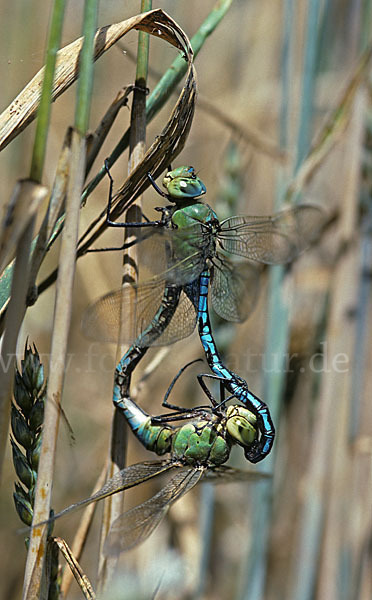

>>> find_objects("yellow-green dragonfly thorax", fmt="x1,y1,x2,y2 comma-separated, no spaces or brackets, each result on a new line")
171,202,218,229
171,406,257,466
171,419,230,466
127,396,258,467
162,166,207,203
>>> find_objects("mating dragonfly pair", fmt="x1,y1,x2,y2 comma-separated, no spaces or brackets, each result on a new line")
83,163,324,463
40,165,325,552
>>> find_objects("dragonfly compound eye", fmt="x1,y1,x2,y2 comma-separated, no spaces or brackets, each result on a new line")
226,406,258,447
162,166,206,201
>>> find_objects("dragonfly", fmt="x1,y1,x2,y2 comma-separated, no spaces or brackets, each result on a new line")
83,165,326,462
33,362,267,555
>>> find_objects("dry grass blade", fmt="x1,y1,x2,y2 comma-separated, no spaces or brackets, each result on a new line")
97,8,151,589
0,138,70,326
289,90,365,600
316,90,368,600
77,37,195,254
284,43,372,203
121,44,287,162
197,96,288,162
85,86,135,176
28,128,72,295
60,467,107,598
0,181,47,277
23,130,86,599
0,9,191,151
52,537,96,599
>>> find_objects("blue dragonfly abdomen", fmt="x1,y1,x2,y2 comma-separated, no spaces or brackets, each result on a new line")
196,269,275,463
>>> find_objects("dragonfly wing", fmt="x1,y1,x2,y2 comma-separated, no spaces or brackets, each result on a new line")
81,226,206,345
81,280,167,343
204,465,271,483
218,204,326,264
104,467,204,555
82,282,197,346
138,224,207,285
211,258,262,322
154,288,197,346
33,461,176,529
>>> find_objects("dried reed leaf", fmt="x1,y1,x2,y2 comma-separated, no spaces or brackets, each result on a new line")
60,467,107,598
85,86,135,176
0,9,192,151
121,44,286,162
196,96,288,162
0,180,47,275
28,128,72,294
52,537,96,599
288,89,365,599
77,15,196,254
24,130,87,600
96,20,152,587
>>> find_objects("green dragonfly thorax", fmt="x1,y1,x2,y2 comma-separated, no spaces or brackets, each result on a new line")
171,419,230,466
134,404,258,468
171,202,218,229
170,202,219,269
171,406,257,466
163,166,206,202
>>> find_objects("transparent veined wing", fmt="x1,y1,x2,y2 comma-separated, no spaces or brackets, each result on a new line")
210,257,262,322
104,466,204,556
217,204,325,264
81,280,197,346
154,287,198,346
203,465,271,483
81,223,209,345
31,461,176,529
131,223,209,285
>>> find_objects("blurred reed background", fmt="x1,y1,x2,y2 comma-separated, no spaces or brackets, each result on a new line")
0,1,371,599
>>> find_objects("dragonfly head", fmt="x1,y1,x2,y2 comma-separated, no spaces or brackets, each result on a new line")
163,166,206,203
225,405,258,448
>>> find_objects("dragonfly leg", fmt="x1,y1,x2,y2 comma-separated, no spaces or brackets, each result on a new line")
196,373,240,409
104,160,164,229
162,359,203,411
161,403,190,413
196,373,220,406
85,236,146,253
151,408,208,424
147,171,170,200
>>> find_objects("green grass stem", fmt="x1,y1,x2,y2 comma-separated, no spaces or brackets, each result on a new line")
295,0,321,170
74,0,98,135
0,0,66,478
97,2,151,592
239,2,295,598
22,1,98,596
30,0,66,182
